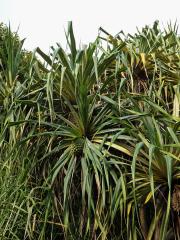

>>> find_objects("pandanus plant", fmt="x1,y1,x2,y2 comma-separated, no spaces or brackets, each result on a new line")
99,21,180,98
109,94,180,240
97,83,180,239
31,22,130,239
128,111,180,240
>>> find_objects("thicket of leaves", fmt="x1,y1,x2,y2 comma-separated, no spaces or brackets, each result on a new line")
0,21,180,240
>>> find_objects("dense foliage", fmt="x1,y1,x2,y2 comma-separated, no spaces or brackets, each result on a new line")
0,21,180,240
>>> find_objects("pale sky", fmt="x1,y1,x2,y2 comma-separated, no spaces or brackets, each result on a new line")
1,0,180,51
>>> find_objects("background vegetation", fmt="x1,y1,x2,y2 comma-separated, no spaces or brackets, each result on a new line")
0,21,179,240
